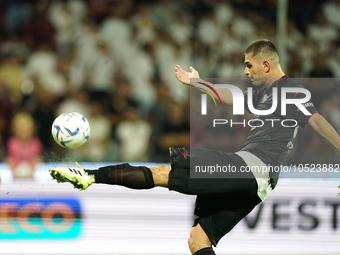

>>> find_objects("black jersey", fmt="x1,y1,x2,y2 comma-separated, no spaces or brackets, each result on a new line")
240,77,317,188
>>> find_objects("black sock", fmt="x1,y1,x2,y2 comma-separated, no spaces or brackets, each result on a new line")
85,163,154,189
193,247,215,255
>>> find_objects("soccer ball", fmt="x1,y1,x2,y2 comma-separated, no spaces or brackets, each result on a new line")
51,112,90,149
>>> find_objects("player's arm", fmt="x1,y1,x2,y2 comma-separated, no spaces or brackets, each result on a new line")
175,65,233,105
308,113,340,151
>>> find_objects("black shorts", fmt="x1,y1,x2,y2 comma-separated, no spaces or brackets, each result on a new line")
168,147,261,246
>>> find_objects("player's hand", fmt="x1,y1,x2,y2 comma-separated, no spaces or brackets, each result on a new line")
175,65,199,86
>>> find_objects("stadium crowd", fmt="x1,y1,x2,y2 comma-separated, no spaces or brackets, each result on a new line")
0,0,340,178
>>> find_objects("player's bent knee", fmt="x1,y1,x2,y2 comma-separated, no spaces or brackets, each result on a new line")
150,165,171,187
188,224,212,254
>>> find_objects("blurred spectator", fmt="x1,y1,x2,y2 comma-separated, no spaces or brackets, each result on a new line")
298,37,317,75
294,0,324,32
107,77,138,129
100,1,132,59
217,53,245,78
193,44,218,78
230,9,256,41
152,0,176,33
286,21,304,53
1,33,30,62
0,83,15,156
197,10,220,47
249,18,276,45
25,43,55,79
49,0,87,56
24,0,55,50
131,4,157,45
309,54,334,77
327,40,340,77
57,46,86,91
75,18,104,74
87,40,117,93
56,88,89,117
29,80,56,157
218,24,244,59
123,41,156,111
156,38,190,103
322,94,340,157
148,83,172,160
5,0,33,33
308,12,338,53
0,53,25,104
320,93,340,125
169,12,192,46
308,55,336,109
86,0,110,24
116,105,152,162
25,43,66,96
81,98,111,161
214,0,233,26
323,0,340,27
287,53,304,77
154,102,189,162
261,0,277,22
5,112,42,179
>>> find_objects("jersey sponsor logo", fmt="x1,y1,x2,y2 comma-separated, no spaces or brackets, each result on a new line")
297,102,315,111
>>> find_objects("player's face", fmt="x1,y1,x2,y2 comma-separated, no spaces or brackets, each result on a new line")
244,53,267,86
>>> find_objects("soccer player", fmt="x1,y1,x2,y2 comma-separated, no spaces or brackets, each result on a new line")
50,40,340,255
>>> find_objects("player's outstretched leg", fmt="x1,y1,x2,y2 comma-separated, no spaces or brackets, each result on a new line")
49,162,171,190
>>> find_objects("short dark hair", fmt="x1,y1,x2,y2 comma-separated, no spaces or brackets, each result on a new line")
245,40,279,58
